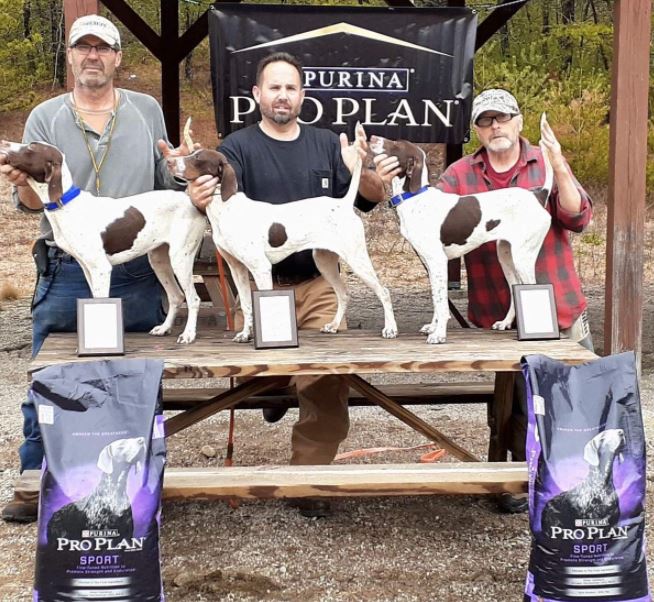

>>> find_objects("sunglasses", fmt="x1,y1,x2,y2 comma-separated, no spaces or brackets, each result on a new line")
71,43,116,56
475,113,518,128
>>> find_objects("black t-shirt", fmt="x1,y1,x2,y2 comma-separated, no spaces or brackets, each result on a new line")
219,124,375,279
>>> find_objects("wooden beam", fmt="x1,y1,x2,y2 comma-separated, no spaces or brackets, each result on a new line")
344,374,480,462
164,376,289,437
476,0,530,50
487,372,515,462
16,463,528,499
101,0,162,58
64,0,100,90
160,0,181,145
604,0,651,363
176,10,209,61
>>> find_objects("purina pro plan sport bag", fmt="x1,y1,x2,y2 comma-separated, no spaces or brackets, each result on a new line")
522,352,650,602
30,358,166,602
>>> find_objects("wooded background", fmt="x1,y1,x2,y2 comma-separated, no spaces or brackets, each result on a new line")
0,0,652,191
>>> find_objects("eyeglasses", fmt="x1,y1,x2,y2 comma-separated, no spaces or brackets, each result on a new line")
475,113,518,128
71,43,116,55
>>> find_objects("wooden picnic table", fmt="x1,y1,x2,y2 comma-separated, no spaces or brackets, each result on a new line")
21,329,597,500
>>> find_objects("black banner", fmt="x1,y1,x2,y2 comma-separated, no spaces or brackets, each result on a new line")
209,4,477,143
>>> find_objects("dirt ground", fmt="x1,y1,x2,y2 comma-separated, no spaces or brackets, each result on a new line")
1,89,653,599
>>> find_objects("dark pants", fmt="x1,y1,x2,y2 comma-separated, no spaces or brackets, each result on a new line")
20,250,165,471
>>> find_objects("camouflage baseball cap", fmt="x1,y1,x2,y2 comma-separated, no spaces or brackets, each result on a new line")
69,15,121,49
471,89,520,125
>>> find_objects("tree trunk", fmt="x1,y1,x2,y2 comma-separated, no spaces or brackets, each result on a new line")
560,0,576,74
23,0,32,38
184,4,194,82
588,0,609,70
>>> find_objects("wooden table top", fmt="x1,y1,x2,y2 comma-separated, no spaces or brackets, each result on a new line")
30,329,598,379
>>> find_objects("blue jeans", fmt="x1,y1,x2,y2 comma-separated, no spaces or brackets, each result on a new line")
20,251,165,471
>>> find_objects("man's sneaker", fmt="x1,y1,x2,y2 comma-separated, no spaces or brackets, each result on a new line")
287,498,332,518
2,491,39,523
262,406,288,424
497,492,528,514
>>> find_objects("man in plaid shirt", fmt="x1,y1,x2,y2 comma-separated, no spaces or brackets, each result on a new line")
376,89,593,512
437,89,593,342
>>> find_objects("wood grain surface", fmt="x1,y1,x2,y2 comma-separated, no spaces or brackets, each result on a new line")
30,329,597,379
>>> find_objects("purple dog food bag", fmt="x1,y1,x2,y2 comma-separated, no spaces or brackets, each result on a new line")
30,358,166,601
522,352,650,602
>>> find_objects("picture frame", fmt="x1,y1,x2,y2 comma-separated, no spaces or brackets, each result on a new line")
77,298,125,356
252,290,299,349
513,284,560,341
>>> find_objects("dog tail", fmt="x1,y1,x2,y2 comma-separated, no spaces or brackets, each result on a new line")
345,151,363,206
535,112,555,207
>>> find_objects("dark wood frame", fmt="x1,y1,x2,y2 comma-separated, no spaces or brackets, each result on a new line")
513,284,559,341
77,298,125,356
252,290,299,350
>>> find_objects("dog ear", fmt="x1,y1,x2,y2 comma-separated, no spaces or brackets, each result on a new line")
406,153,424,194
583,436,600,467
219,160,238,202
97,444,115,474
44,160,63,204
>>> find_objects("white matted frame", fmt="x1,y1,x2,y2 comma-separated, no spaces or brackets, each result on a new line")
77,298,125,356
513,284,560,341
252,290,299,349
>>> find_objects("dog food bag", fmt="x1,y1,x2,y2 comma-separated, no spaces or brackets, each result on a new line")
522,352,650,602
30,358,166,602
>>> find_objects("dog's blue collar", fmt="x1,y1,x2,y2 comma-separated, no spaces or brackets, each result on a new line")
45,186,81,211
389,185,429,208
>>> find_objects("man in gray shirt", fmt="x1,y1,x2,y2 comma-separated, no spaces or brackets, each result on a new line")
0,14,190,522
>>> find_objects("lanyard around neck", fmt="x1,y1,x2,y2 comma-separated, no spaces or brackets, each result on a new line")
71,91,119,196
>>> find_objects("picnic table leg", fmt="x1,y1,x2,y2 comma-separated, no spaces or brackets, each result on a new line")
343,374,480,462
164,376,288,437
487,372,516,462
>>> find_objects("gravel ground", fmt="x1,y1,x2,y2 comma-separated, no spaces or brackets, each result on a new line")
0,284,652,601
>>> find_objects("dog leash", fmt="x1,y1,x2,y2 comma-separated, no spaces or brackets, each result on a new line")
335,442,446,463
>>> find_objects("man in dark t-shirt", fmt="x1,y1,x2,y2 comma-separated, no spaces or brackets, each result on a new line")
189,52,385,517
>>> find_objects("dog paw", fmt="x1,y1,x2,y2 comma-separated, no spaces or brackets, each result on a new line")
149,325,170,336
177,331,196,344
492,320,511,331
419,323,435,334
233,331,252,343
321,323,339,334
426,332,447,344
382,327,398,339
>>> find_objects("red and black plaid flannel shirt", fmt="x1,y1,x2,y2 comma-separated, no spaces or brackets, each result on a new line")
437,138,592,329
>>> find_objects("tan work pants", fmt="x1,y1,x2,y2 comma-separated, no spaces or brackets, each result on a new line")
234,275,350,465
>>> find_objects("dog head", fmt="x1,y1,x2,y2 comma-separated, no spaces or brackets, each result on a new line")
0,140,66,204
170,149,238,202
583,429,625,468
97,436,147,475
368,136,425,195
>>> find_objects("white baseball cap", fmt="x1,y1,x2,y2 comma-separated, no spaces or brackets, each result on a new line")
471,89,520,125
69,15,121,49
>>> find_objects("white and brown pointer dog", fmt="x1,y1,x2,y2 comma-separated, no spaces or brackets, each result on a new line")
368,115,554,343
171,138,398,343
0,140,207,344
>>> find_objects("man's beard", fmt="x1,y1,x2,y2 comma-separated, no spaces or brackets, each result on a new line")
76,64,111,89
488,136,515,152
261,103,299,125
